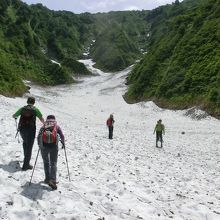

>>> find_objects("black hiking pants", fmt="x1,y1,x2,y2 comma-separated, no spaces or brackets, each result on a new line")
20,127,36,168
156,131,163,147
108,126,113,139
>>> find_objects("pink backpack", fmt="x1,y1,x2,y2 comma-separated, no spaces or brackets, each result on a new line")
42,119,58,144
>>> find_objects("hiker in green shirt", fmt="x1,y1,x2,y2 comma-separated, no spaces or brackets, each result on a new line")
153,119,165,148
13,97,44,171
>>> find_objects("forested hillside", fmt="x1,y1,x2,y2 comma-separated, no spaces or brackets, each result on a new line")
0,1,86,96
90,11,149,71
125,0,220,118
0,0,149,96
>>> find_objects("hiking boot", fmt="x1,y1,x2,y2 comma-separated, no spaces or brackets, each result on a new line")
48,180,57,190
44,179,50,184
22,165,33,171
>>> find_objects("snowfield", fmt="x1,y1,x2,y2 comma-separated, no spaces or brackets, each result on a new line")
0,60,220,220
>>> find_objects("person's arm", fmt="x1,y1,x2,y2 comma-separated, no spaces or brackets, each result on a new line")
153,125,157,134
12,108,23,119
37,127,44,147
162,124,165,134
57,126,65,144
40,117,45,124
34,107,45,124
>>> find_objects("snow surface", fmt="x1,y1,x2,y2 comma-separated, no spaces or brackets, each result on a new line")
0,59,220,220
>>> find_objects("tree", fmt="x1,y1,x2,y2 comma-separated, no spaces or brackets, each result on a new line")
175,0,180,5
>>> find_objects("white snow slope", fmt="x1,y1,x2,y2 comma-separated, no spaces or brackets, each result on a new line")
0,60,220,220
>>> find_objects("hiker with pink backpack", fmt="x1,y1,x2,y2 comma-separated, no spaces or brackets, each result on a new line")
37,115,65,190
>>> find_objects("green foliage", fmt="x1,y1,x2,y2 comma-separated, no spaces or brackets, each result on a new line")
61,58,91,75
43,63,74,85
0,0,9,16
126,0,220,117
0,1,150,96
0,50,27,96
1,0,219,118
208,88,220,104
91,24,140,71
90,11,149,71
0,1,89,96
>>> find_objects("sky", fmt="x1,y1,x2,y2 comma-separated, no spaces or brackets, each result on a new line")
21,0,182,14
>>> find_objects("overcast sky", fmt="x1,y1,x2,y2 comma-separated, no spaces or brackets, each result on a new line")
21,0,182,14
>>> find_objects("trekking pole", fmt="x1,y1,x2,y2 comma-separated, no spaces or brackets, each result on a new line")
29,148,40,185
14,119,20,143
62,143,71,182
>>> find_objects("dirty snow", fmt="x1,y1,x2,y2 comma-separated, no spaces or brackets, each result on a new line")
0,60,220,220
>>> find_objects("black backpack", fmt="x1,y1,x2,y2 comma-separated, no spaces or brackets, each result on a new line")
19,105,36,128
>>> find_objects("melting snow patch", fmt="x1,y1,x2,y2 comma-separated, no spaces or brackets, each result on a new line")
50,60,61,66
184,107,210,120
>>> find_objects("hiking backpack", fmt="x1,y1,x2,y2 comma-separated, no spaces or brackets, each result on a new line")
106,118,113,127
42,120,58,144
19,105,36,128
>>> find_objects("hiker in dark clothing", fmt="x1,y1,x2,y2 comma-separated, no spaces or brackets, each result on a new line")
106,114,115,139
38,115,65,190
12,97,44,171
153,119,165,148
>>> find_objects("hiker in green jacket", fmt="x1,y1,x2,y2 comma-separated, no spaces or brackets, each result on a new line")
153,119,165,148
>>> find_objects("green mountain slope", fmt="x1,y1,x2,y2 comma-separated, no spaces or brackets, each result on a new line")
90,11,149,71
1,0,219,119
125,0,220,118
0,1,149,96
0,1,83,96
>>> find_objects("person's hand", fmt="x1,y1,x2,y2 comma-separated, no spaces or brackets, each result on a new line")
40,118,45,124
61,142,65,149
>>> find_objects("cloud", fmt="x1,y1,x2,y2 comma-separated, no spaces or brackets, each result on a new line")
124,6,140,11
84,0,158,12
80,0,115,12
21,0,182,13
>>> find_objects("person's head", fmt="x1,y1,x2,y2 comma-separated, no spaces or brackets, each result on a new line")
47,115,56,120
110,114,113,119
27,97,35,105
158,119,162,124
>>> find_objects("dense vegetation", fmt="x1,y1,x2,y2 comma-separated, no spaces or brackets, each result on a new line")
125,0,220,118
0,0,149,96
90,11,149,71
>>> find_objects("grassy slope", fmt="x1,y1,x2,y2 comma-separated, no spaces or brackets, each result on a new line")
125,0,220,118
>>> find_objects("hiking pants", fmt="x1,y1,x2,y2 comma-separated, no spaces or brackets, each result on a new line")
108,126,113,139
20,127,36,168
40,144,58,182
156,131,163,146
